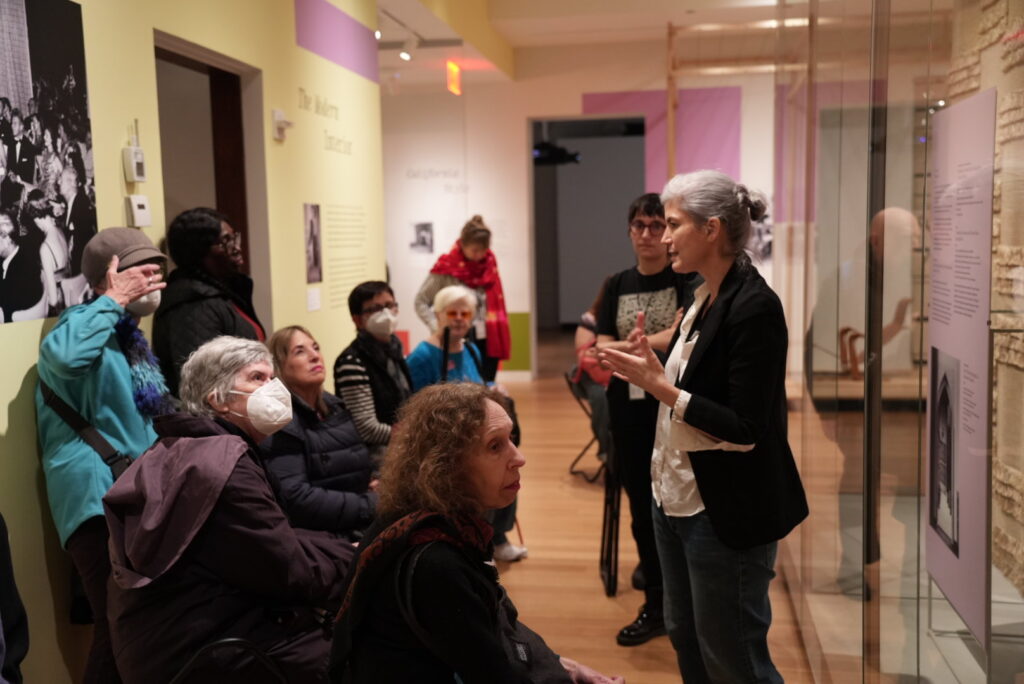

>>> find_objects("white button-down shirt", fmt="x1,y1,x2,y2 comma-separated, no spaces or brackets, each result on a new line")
650,283,755,517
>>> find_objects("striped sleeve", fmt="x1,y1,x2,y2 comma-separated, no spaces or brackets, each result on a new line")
334,357,391,445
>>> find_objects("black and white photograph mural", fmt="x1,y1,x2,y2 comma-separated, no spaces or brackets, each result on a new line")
0,0,96,323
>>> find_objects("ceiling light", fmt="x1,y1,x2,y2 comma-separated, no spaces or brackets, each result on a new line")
399,36,415,61
374,29,381,40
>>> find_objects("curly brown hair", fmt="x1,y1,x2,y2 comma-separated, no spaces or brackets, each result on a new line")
378,382,508,518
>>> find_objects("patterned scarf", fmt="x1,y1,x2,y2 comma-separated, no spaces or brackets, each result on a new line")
431,242,511,360
114,314,175,418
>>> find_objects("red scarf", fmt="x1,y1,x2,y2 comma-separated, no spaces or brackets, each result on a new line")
431,242,511,360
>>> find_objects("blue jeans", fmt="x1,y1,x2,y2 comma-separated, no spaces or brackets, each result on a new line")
652,505,782,684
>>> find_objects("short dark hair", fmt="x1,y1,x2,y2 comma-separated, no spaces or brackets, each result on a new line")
348,280,394,317
627,193,664,223
10,108,22,125
167,207,227,270
0,98,10,110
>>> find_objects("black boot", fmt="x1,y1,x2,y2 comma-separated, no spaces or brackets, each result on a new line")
615,604,666,646
631,563,646,591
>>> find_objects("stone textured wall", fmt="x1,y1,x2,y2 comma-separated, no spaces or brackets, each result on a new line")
951,0,1024,597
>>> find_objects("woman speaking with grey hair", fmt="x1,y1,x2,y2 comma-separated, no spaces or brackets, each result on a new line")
103,336,355,683
601,170,808,683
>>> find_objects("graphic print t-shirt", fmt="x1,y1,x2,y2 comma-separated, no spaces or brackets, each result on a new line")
597,266,695,342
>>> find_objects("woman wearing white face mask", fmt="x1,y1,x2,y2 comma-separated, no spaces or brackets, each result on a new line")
263,326,377,537
103,336,356,683
333,281,413,463
35,227,169,684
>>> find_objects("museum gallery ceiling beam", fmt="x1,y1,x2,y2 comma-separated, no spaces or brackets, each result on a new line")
415,0,515,78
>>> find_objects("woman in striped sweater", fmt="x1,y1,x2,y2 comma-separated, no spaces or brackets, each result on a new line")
333,281,413,464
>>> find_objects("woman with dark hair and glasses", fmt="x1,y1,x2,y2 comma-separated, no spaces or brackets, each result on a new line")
153,207,265,395
596,192,700,647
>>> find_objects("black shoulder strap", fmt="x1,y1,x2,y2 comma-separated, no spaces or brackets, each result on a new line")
441,327,450,382
39,378,131,478
395,542,441,656
465,342,484,382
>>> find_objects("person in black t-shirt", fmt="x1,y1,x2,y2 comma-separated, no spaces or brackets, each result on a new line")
596,193,699,646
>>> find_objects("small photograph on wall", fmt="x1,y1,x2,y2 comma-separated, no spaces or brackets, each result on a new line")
0,0,98,324
409,221,433,253
304,202,322,284
929,346,959,556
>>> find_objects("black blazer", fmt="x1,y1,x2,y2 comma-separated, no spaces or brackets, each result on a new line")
671,262,808,550
0,246,43,322
64,192,97,276
5,136,35,183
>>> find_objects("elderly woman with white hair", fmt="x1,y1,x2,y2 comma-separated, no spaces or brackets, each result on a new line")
103,336,355,683
405,284,527,562
406,284,486,391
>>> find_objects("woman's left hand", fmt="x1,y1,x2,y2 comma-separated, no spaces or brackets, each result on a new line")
560,656,625,684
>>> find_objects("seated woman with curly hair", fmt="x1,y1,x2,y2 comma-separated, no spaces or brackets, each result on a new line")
329,383,622,684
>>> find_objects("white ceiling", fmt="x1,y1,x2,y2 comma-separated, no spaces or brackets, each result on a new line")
376,0,950,89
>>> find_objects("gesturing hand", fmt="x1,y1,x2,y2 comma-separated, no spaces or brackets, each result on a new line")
624,310,646,354
102,255,166,308
599,330,665,394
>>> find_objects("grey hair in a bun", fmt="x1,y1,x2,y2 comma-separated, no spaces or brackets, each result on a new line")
661,169,767,266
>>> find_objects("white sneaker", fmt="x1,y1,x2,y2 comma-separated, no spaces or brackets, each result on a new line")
493,542,528,562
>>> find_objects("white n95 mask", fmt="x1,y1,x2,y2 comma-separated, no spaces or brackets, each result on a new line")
126,290,161,317
366,308,398,338
229,377,293,435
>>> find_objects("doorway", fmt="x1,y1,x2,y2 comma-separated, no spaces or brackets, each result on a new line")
152,32,270,322
155,48,250,268
531,117,644,376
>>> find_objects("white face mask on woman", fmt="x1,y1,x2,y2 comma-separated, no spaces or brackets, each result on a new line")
125,290,161,317
365,308,398,338
229,377,293,435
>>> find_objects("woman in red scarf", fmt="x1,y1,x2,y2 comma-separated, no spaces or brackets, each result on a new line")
414,215,510,382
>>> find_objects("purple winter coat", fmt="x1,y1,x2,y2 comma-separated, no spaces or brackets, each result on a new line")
104,413,354,683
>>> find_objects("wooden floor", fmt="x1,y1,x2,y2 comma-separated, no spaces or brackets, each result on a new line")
493,333,814,683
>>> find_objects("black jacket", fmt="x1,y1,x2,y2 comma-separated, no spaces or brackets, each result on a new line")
672,262,808,549
0,245,43,323
331,514,565,684
105,414,354,684
153,269,265,395
63,192,96,277
333,331,412,426
0,513,28,684
261,393,376,535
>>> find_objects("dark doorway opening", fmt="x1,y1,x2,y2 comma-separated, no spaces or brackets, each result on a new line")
154,47,251,272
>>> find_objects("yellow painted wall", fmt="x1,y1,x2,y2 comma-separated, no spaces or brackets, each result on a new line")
0,0,384,680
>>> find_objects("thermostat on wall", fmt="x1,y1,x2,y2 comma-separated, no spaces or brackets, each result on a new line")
122,146,146,182
126,194,152,227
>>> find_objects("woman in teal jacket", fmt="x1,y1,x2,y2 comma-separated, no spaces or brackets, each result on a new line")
35,228,168,684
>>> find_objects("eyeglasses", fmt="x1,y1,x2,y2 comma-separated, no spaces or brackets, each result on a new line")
629,220,667,236
219,233,242,250
362,302,399,315
445,310,473,321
